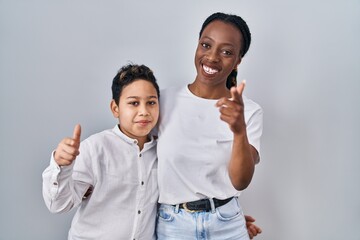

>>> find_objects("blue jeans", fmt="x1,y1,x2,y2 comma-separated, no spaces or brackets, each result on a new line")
156,197,250,240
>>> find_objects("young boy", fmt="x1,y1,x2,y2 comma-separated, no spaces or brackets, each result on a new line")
42,64,160,239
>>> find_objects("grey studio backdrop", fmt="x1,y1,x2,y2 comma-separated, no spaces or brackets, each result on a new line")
1,0,359,239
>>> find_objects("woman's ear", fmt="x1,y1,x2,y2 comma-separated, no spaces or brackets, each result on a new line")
236,57,242,67
110,100,120,118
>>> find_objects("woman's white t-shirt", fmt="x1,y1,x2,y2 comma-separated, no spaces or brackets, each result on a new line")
157,85,263,205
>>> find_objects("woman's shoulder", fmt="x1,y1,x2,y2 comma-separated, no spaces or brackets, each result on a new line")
243,95,263,115
160,85,185,96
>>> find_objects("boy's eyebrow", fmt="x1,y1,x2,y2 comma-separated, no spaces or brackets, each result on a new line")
126,96,158,99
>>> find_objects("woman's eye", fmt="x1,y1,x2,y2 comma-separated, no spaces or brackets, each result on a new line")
201,42,210,49
222,50,232,56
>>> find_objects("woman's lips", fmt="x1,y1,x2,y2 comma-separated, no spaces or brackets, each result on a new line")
203,64,219,75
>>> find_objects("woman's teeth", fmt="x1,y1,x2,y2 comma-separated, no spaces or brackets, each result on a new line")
203,65,218,74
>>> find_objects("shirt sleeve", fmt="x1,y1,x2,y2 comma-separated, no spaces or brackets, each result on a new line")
42,147,93,213
246,106,263,157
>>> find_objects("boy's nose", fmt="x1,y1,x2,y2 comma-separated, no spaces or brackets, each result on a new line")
139,105,150,116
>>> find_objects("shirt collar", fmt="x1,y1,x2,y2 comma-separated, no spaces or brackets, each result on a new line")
112,125,156,148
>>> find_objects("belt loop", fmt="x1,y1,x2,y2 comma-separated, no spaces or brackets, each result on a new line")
174,204,180,213
209,198,216,213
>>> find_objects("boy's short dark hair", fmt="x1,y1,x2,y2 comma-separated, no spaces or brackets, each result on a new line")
112,64,160,105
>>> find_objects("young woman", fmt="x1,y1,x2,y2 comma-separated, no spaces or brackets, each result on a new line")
156,12,263,239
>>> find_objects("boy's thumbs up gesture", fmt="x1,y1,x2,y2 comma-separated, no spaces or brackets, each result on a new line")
54,124,81,166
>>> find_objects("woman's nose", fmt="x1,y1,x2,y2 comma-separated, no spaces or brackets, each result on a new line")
206,49,219,62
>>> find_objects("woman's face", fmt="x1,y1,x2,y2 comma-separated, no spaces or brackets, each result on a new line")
194,20,242,88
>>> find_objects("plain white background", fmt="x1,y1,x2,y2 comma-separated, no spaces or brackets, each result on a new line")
1,0,359,239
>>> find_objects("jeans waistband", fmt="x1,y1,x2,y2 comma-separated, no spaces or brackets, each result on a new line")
174,197,233,212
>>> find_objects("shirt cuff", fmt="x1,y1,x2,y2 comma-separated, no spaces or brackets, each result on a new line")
50,150,75,174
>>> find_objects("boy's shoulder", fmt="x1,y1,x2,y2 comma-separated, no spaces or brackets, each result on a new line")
83,128,115,144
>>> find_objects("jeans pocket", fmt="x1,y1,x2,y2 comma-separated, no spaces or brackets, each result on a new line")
215,198,243,221
158,205,175,222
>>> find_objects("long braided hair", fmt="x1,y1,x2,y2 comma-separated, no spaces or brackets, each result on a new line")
199,12,251,89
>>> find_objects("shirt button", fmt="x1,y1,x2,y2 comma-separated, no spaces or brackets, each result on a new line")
138,210,141,214
53,182,58,186
139,153,142,157
141,181,144,185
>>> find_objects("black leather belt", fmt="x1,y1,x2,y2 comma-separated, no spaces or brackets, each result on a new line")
178,197,233,212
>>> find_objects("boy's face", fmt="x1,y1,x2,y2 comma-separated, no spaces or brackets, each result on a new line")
111,79,159,143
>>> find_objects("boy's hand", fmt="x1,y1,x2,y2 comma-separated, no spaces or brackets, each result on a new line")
245,215,262,239
54,124,81,166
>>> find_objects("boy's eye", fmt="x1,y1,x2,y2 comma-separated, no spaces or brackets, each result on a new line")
128,101,139,106
148,101,157,105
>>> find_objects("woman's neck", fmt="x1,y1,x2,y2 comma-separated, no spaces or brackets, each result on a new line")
188,82,230,99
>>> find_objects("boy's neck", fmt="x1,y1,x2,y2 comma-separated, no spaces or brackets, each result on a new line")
137,136,150,151
117,124,150,151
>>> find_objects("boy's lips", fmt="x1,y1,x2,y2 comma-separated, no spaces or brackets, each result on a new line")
136,120,151,123
135,120,152,126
